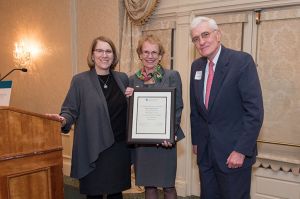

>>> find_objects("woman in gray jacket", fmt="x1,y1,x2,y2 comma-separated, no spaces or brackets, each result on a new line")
47,36,131,199
125,34,184,199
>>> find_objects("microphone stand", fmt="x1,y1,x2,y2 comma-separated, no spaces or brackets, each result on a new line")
0,68,28,81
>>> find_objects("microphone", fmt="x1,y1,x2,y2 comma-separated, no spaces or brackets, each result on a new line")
0,68,28,81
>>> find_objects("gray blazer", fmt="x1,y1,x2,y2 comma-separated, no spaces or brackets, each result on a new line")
60,67,128,179
129,68,184,141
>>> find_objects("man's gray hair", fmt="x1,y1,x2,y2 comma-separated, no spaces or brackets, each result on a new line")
190,16,219,35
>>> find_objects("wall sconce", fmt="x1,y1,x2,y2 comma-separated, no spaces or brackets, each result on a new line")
254,9,262,25
13,40,41,67
13,41,31,67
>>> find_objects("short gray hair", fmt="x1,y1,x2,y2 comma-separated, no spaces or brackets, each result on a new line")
190,16,219,36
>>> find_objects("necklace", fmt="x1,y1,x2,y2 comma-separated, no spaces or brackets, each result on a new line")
98,75,110,89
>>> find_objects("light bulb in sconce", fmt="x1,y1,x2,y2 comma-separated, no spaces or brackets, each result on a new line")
13,40,42,67
13,41,31,67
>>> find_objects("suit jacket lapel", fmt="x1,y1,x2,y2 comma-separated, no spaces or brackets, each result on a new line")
193,60,207,114
208,46,230,110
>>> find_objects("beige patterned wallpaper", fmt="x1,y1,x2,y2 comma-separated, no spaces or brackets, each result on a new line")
0,0,72,114
77,0,121,73
0,0,121,114
219,23,243,51
257,18,300,146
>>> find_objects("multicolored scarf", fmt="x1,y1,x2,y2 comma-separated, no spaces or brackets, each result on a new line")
136,65,163,82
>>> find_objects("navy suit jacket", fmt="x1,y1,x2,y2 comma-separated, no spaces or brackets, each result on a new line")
190,45,264,173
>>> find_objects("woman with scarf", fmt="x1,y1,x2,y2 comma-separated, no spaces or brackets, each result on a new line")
125,34,184,199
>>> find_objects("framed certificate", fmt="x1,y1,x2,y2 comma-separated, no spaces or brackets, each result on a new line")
127,87,176,144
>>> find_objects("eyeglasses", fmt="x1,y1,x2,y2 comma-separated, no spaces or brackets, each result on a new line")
94,49,113,55
191,30,217,44
142,50,159,57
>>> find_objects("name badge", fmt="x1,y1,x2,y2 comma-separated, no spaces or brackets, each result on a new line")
194,71,202,80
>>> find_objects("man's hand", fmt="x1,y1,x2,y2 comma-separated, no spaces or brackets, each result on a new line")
226,151,245,169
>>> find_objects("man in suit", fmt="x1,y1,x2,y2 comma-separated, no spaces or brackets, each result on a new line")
189,16,264,199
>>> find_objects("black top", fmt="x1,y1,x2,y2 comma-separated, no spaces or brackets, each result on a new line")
98,74,127,142
78,72,131,194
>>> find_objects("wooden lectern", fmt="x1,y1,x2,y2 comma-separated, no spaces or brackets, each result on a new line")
0,107,64,199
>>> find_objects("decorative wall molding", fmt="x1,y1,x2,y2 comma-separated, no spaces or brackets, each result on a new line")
206,12,248,24
252,166,300,198
153,0,300,17
261,5,300,21
254,157,300,176
255,142,300,177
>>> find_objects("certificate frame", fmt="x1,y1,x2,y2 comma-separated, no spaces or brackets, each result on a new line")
127,87,176,144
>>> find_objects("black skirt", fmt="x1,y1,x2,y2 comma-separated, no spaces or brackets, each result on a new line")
79,140,131,195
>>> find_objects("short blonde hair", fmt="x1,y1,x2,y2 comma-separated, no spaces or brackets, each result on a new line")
136,34,165,57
